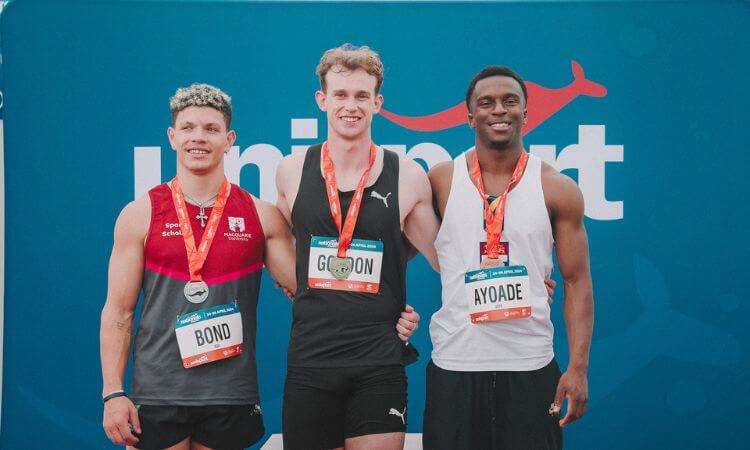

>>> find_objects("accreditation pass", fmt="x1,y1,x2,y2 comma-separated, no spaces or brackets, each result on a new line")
466,265,532,324
175,303,243,368
308,236,383,293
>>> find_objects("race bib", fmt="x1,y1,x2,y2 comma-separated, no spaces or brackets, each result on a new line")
308,236,383,293
175,303,243,368
466,265,532,323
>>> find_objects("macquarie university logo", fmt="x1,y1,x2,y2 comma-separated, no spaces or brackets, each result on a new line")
224,216,252,242
228,217,245,233
132,61,623,220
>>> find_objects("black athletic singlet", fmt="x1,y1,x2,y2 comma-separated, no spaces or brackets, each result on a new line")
288,144,408,368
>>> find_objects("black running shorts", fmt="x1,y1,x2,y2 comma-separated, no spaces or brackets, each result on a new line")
133,403,264,450
282,365,407,450
423,359,563,450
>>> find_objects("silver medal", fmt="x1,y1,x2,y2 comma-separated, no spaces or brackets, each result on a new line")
328,256,353,280
184,280,209,304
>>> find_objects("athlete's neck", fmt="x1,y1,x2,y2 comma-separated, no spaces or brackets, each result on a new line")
475,142,525,175
326,131,373,172
175,166,227,201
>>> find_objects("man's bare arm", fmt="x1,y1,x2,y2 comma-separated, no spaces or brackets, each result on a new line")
544,165,594,427
427,161,454,220
100,198,149,446
255,198,297,294
401,159,440,271
275,153,305,226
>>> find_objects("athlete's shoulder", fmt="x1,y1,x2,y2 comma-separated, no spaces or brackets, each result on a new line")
114,195,151,243
251,195,287,238
540,161,584,218
279,150,307,168
277,152,306,190
398,154,428,178
230,183,255,202
397,156,431,200
428,159,454,180
428,160,454,196
540,161,580,195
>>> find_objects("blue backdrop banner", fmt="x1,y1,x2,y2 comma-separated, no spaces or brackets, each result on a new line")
1,0,748,448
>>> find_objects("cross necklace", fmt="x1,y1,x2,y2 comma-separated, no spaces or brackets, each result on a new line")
183,193,219,227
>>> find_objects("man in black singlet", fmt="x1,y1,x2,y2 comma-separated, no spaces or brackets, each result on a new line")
275,44,440,450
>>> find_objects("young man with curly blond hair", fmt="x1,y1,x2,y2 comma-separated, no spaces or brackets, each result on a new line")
100,84,297,450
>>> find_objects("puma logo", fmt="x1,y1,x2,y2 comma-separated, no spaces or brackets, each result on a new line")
188,290,207,297
371,191,391,208
388,406,406,425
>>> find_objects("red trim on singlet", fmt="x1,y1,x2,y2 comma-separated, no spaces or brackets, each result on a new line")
144,260,264,285
204,262,264,285
144,260,191,282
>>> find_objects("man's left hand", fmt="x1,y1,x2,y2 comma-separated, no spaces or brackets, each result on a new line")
553,368,589,427
396,304,420,341
544,277,556,303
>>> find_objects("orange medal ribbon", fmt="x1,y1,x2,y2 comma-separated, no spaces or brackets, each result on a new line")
470,150,529,260
321,141,377,258
170,177,230,281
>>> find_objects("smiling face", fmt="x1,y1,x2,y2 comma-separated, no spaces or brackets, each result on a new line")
167,106,236,175
468,75,527,150
315,67,383,142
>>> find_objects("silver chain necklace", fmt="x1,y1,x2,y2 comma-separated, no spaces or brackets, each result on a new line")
183,193,219,227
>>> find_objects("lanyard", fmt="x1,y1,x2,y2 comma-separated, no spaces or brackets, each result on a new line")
170,177,230,281
321,141,377,258
470,150,529,259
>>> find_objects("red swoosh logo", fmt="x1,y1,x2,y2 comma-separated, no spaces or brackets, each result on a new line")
379,61,607,134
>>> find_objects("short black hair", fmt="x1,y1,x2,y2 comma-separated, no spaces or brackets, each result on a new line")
465,66,528,112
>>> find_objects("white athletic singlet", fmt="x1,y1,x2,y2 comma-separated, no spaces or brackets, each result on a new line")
430,150,555,371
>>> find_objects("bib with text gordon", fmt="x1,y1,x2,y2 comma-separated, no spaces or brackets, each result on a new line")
466,265,532,323
175,303,243,368
308,236,383,293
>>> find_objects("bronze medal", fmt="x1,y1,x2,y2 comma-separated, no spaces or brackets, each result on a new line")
480,256,504,269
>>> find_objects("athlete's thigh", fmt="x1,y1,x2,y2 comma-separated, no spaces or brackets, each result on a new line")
422,360,493,450
283,367,347,450
345,365,407,440
495,359,562,450
192,404,265,450
133,405,192,450
345,431,405,450
128,436,190,450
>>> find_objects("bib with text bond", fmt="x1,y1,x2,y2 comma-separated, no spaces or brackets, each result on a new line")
175,303,243,368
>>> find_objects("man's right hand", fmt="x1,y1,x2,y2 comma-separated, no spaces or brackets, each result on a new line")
103,396,141,446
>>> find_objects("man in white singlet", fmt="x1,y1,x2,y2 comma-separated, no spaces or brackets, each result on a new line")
424,66,594,450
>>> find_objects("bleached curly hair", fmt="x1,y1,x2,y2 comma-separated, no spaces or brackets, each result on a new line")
169,83,232,128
